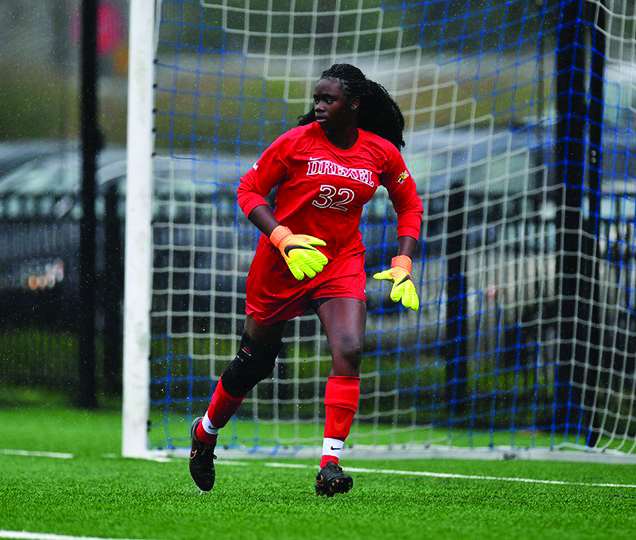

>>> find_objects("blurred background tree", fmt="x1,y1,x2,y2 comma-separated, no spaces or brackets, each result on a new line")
0,0,128,144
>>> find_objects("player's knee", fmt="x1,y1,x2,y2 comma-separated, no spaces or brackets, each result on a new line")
331,334,363,373
220,332,282,397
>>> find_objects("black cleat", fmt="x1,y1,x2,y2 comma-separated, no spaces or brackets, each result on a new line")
315,461,353,497
189,417,216,492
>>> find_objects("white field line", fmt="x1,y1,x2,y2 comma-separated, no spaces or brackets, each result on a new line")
1,450,250,466
264,462,636,489
0,531,151,540
4,448,636,489
0,449,73,459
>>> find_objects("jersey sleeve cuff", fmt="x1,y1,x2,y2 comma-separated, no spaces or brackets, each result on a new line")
396,225,422,240
238,193,269,218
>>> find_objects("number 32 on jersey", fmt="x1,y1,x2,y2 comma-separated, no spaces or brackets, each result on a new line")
312,184,355,212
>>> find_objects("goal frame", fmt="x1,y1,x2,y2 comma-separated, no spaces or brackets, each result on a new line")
122,0,156,459
122,0,636,464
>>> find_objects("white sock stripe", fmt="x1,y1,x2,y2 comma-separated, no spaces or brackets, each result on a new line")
201,413,219,435
322,437,344,458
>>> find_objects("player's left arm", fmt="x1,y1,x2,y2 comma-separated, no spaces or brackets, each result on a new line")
373,150,423,311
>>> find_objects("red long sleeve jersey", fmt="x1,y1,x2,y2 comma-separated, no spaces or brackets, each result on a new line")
238,122,423,261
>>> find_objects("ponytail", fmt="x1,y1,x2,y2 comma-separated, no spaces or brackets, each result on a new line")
358,79,405,150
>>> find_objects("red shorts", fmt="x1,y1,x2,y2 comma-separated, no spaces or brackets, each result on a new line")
245,239,367,325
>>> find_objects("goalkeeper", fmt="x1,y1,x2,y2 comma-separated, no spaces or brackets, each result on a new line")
189,63,423,497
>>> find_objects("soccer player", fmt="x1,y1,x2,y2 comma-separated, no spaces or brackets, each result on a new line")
189,63,423,496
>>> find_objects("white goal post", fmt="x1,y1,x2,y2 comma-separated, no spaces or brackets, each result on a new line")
122,0,156,459
123,0,636,463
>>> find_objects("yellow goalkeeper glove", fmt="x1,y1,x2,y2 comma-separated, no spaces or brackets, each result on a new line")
373,255,419,311
270,225,328,280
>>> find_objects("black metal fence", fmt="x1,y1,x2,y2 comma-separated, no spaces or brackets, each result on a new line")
0,188,124,398
2,180,635,410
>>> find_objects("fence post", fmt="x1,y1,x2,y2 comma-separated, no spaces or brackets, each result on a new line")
79,0,100,408
554,0,587,434
444,181,468,422
103,184,123,395
581,0,606,446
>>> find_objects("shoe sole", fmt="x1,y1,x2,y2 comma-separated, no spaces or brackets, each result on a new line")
315,475,353,497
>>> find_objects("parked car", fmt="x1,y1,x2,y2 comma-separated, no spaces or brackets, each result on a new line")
3,122,631,327
0,129,561,325
0,144,256,333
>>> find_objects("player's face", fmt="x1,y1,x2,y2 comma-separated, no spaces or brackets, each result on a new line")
313,78,359,133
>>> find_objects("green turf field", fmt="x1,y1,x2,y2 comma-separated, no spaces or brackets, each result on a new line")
1,405,636,540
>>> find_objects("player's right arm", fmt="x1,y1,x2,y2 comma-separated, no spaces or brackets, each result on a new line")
237,136,287,218
238,133,328,280
245,204,327,280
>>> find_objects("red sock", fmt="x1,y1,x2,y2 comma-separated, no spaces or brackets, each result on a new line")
320,375,360,467
196,377,245,445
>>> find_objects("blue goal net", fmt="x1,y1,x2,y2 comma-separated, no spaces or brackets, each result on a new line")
124,0,636,461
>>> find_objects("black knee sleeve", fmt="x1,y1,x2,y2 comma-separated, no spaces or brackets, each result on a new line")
220,333,282,397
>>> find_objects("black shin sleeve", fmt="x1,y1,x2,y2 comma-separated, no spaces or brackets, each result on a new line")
220,333,282,397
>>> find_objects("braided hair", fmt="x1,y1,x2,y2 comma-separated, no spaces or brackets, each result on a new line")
298,63,406,150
